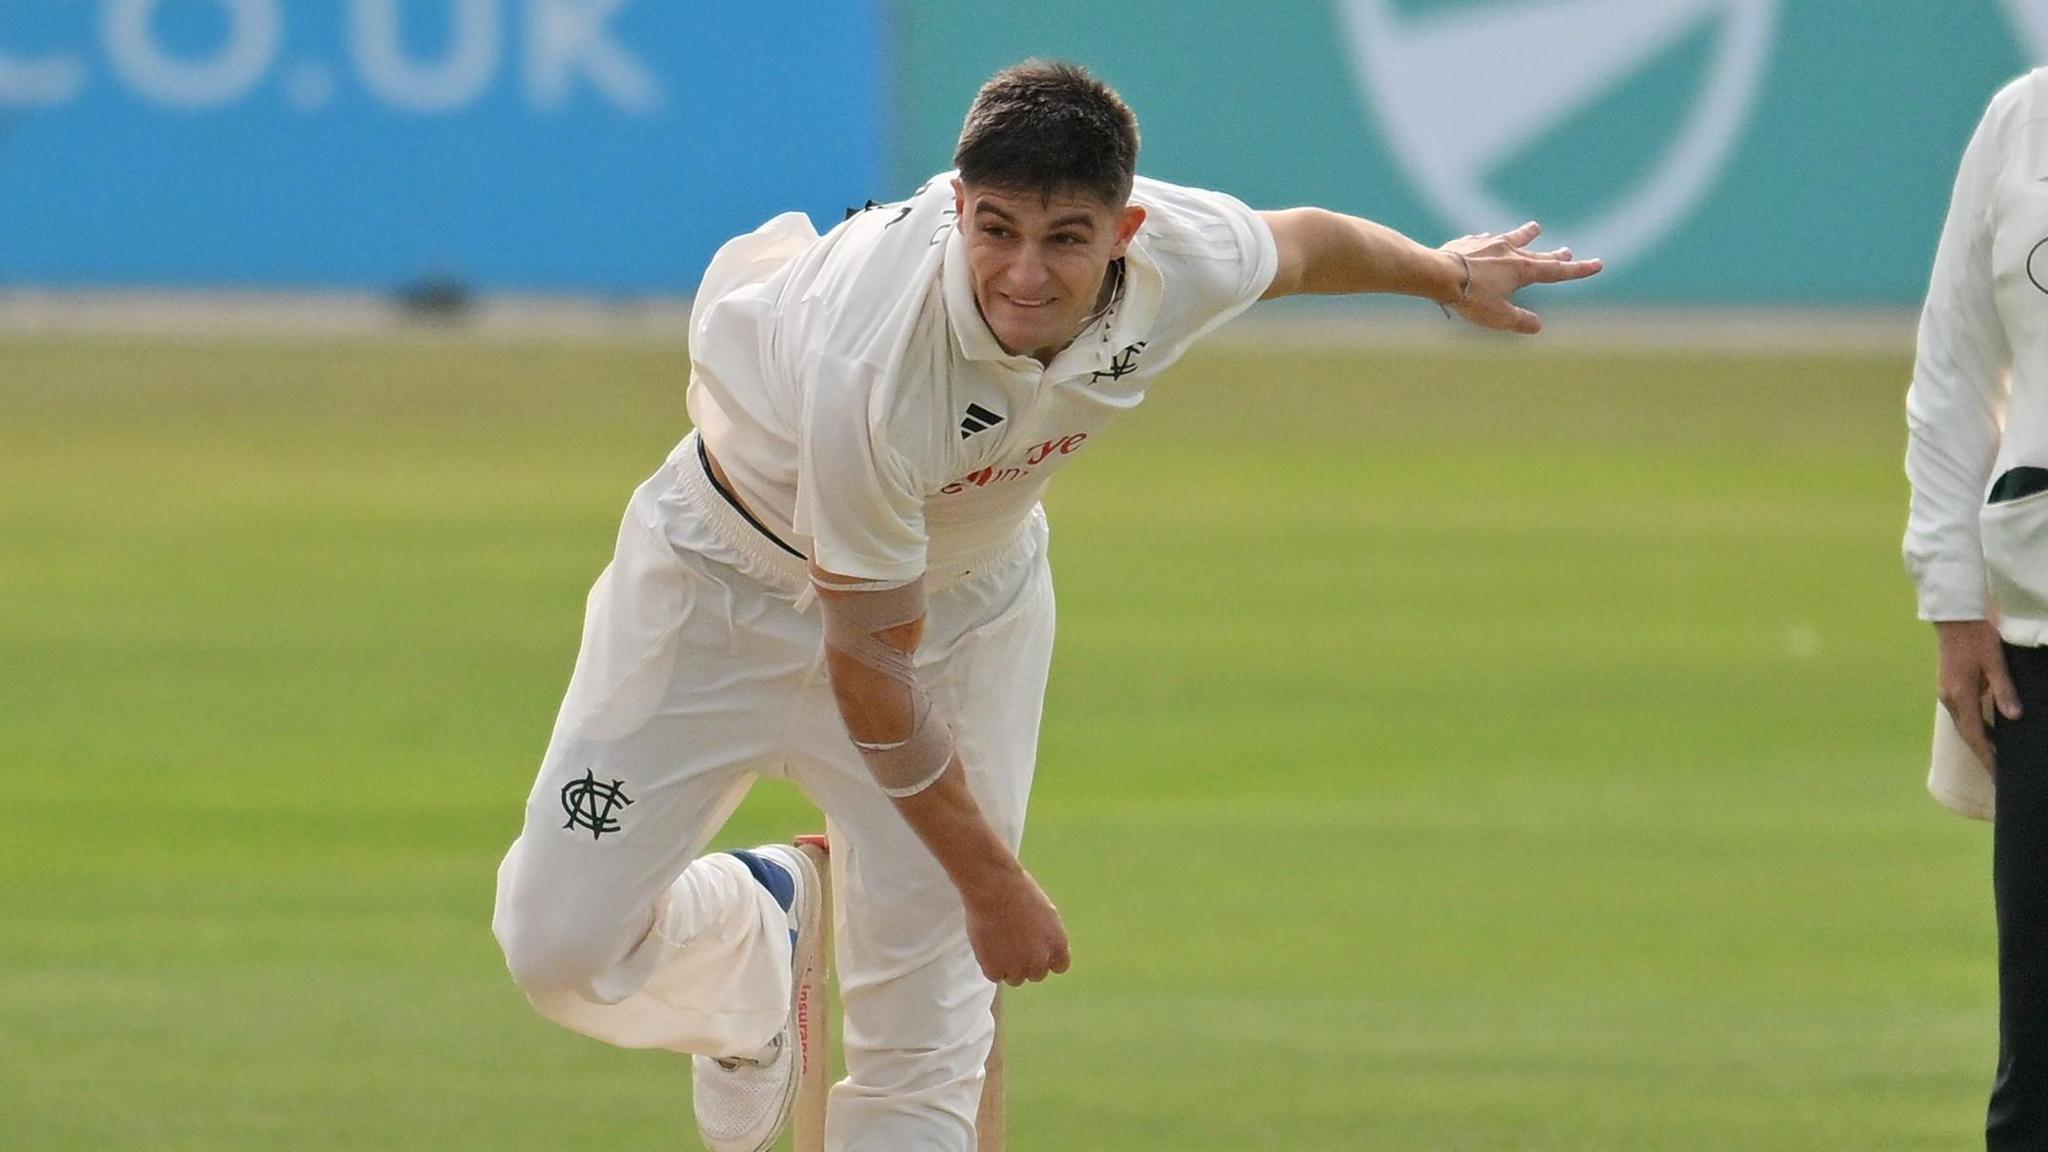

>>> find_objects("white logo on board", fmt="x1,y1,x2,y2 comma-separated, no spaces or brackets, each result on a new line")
2002,1,2048,59
1335,0,1776,267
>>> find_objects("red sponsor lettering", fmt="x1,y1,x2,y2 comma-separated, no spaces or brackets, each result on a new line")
796,983,816,1074
938,432,1089,495
1024,433,1089,466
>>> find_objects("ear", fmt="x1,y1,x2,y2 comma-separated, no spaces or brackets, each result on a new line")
1109,204,1147,258
952,178,968,231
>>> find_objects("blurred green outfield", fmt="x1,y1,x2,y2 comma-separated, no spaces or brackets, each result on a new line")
0,331,1990,1149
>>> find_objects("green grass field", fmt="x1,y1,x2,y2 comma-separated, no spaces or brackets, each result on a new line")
0,331,1990,1149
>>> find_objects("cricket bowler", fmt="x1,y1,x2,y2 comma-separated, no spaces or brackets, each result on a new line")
493,59,1602,1151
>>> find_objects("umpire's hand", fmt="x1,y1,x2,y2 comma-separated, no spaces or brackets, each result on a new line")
1937,619,2023,771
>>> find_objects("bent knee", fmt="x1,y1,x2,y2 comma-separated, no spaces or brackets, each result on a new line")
494,908,624,997
493,864,637,997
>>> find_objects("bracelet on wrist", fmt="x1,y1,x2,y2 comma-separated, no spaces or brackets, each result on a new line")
1438,251,1472,318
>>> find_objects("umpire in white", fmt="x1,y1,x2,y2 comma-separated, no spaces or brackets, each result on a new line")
1907,68,2048,1149
492,60,1600,1152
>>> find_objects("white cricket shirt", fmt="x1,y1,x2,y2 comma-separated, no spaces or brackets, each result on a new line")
1906,68,2048,645
683,173,1278,583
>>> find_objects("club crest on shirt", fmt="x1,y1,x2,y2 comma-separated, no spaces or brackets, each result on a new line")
1092,341,1148,383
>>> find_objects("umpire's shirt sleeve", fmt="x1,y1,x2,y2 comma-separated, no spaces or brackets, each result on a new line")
1906,77,2023,623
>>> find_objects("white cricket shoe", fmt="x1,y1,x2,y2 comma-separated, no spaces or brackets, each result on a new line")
691,844,821,1152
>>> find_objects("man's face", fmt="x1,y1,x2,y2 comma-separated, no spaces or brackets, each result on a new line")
953,179,1146,361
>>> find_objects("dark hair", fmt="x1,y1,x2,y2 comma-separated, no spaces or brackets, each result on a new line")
953,60,1140,206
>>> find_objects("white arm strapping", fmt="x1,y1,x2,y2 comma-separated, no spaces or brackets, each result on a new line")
814,573,955,798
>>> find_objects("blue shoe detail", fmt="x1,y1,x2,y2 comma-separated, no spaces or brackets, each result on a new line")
728,849,795,913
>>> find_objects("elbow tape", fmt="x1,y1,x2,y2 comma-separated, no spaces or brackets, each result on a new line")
814,574,955,797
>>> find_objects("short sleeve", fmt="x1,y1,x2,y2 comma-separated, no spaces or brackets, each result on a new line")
793,353,930,583
1131,177,1281,338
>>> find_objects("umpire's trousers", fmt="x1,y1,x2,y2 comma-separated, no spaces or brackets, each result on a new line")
1991,643,2048,1149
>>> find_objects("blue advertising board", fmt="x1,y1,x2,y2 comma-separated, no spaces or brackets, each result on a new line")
0,0,885,292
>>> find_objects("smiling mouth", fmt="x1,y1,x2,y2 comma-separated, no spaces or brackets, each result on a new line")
1002,293,1055,309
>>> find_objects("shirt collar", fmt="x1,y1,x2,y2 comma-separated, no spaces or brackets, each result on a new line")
941,227,1164,376
942,226,1011,363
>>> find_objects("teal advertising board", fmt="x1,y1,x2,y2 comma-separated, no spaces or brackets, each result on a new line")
894,1,2035,305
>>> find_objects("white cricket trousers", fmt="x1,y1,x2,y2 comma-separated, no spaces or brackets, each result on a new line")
492,432,1053,1152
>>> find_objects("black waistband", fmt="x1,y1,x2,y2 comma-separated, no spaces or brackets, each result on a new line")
695,436,807,560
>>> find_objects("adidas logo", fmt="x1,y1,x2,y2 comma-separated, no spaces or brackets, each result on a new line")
959,402,1005,439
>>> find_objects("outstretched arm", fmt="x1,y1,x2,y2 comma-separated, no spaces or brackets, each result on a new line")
1258,208,1603,333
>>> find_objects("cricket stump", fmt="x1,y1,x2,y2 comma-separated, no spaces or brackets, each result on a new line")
790,834,1006,1151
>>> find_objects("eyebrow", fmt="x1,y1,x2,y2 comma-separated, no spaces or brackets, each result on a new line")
974,203,1097,231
